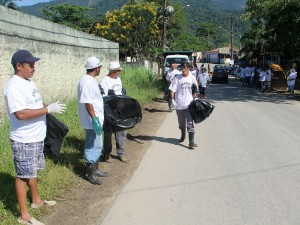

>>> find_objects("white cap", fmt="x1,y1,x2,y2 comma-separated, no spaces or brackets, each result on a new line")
84,57,102,69
108,61,122,71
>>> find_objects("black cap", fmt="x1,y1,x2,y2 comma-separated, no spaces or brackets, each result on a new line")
11,50,40,65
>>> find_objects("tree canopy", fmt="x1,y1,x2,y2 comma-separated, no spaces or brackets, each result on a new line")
242,0,300,67
40,3,96,32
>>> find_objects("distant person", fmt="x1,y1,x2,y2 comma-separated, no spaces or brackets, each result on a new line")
287,68,297,97
169,62,198,149
259,67,267,93
100,61,128,163
265,66,272,92
240,66,246,86
3,49,66,225
78,56,108,185
198,68,210,99
165,61,180,112
244,65,252,87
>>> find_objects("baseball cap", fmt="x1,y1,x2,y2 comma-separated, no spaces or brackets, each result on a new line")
11,50,40,65
84,57,102,69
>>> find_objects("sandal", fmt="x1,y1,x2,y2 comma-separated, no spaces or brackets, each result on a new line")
31,200,56,209
17,216,45,225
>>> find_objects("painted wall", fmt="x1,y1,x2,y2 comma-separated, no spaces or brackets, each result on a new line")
0,6,119,119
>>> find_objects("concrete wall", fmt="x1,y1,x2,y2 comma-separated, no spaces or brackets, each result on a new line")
0,6,119,118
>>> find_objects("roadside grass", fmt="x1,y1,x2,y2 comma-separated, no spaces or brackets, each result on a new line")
0,66,163,224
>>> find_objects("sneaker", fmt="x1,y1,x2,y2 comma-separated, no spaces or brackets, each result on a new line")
31,200,56,209
118,155,128,163
17,216,45,225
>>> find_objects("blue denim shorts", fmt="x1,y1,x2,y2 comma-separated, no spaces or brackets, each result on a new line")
10,140,45,178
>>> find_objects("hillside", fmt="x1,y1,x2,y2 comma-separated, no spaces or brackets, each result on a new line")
211,0,247,10
19,0,248,49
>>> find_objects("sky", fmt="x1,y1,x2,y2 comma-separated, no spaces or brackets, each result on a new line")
16,0,52,7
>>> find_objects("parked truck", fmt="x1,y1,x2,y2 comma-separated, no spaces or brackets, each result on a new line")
162,50,193,81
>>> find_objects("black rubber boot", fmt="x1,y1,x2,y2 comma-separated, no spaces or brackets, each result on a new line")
179,128,186,142
86,163,101,185
188,132,198,149
95,159,108,177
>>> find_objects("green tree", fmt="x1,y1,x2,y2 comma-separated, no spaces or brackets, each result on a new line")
92,2,161,60
242,0,300,67
40,3,96,32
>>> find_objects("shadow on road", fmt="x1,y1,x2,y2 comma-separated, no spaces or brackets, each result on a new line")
208,78,293,105
127,134,189,149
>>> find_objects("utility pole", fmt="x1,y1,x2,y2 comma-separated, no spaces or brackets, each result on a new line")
163,0,167,52
230,16,234,61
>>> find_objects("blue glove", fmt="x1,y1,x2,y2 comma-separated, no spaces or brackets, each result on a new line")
92,117,102,136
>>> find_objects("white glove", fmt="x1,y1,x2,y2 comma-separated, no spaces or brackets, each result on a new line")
47,101,67,114
171,99,177,109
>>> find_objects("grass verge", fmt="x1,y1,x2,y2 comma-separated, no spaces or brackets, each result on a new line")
0,65,163,224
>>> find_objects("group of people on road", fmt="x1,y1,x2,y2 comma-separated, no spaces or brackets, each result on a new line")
3,49,129,225
236,64,297,96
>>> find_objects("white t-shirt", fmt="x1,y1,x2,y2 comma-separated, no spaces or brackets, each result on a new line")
166,69,180,82
266,69,272,81
77,75,104,129
240,68,246,78
3,75,46,143
245,67,251,77
259,71,266,81
198,72,209,88
287,72,297,86
100,75,123,96
169,74,198,110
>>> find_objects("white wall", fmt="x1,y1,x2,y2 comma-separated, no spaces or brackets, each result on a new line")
0,6,119,118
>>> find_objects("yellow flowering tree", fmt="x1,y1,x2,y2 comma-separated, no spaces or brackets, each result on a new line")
92,2,160,60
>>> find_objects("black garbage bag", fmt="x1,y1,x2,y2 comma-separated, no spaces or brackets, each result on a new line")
104,95,142,132
188,99,215,124
44,114,69,156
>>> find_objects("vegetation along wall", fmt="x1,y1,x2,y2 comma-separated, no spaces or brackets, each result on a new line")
0,6,119,118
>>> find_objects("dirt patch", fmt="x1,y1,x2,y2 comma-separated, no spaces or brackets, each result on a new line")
42,98,169,225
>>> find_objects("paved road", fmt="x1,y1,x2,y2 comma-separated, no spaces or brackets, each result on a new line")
99,78,300,225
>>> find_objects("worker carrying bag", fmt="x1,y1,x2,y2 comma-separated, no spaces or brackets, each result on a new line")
188,99,215,124
104,95,142,132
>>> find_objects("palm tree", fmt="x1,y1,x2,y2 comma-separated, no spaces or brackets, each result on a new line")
1,0,20,10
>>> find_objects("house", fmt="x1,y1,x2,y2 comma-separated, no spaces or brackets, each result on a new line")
202,46,239,64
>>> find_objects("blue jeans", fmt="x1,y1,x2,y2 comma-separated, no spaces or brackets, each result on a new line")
84,129,102,164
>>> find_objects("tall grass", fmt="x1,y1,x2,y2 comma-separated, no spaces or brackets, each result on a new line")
0,65,163,224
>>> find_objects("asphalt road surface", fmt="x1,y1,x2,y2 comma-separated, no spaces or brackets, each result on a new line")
99,78,300,225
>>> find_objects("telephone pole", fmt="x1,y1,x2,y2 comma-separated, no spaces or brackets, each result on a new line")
230,16,234,60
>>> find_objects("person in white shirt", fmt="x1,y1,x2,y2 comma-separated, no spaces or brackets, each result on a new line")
100,61,128,163
259,67,267,93
78,56,108,185
4,50,66,225
265,66,272,92
244,65,252,87
287,68,297,97
240,66,246,86
169,62,198,149
165,61,180,112
198,68,210,99
250,65,256,87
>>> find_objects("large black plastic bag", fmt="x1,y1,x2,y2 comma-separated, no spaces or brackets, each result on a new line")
44,114,69,155
188,99,215,124
104,95,142,132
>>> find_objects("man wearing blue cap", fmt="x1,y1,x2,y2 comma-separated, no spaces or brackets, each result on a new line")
3,49,67,225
